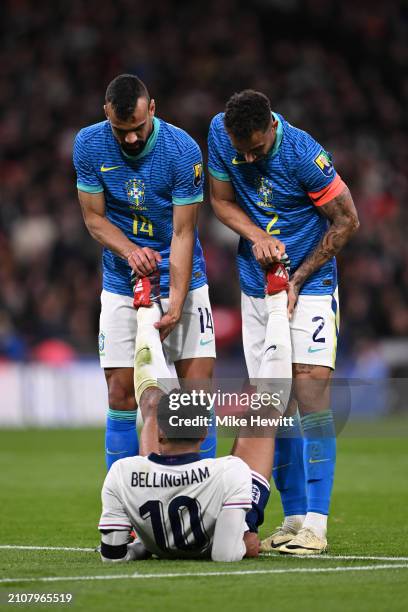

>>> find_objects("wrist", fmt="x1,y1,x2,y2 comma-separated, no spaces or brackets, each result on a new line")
124,245,139,261
167,303,182,321
248,226,268,243
290,272,304,289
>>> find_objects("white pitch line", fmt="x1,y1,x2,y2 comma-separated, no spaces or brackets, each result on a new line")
0,545,95,552
1,546,408,563
260,553,408,562
1,564,408,584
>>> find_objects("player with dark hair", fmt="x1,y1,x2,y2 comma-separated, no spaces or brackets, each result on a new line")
208,89,359,554
224,90,272,142
73,74,216,468
98,392,255,563
105,75,149,124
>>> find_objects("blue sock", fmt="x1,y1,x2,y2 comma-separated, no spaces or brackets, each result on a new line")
246,471,271,533
105,408,139,471
199,411,217,459
273,416,307,516
301,410,336,515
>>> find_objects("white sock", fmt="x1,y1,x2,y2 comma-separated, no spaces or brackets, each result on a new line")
302,512,328,539
282,514,305,533
258,291,292,413
134,305,173,403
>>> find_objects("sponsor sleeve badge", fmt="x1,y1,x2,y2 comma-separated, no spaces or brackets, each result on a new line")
313,150,334,177
193,162,203,187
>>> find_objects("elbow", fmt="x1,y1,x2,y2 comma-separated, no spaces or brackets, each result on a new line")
172,227,195,240
210,199,224,222
84,217,101,241
211,551,243,563
211,545,244,562
100,554,126,564
351,214,360,235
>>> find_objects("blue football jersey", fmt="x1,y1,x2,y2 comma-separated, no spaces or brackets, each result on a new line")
73,117,207,297
208,112,339,297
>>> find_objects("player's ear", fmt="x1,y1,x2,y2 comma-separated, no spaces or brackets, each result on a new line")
103,104,109,120
149,99,155,117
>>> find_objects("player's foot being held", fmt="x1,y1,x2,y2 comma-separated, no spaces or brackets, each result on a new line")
260,523,300,553
265,253,290,295
131,270,161,308
279,527,328,555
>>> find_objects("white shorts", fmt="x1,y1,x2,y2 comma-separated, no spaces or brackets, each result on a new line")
241,288,339,376
99,285,216,368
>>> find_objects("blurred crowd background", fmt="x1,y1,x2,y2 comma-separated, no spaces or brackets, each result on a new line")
1,0,407,376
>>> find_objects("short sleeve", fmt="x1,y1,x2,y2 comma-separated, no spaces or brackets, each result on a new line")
171,138,204,206
222,457,252,510
294,132,347,207
73,130,104,194
207,115,231,182
98,463,132,531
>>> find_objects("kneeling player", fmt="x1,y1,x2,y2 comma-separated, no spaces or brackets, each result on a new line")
98,395,255,562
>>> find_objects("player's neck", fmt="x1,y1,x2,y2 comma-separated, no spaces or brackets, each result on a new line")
159,442,202,456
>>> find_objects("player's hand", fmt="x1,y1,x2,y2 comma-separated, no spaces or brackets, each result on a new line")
287,278,301,320
243,531,260,558
154,308,181,341
252,236,285,268
127,246,162,276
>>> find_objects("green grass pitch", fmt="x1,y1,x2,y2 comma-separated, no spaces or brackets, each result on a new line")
1,423,408,612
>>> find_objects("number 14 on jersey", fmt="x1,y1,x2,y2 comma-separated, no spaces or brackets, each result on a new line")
133,213,154,237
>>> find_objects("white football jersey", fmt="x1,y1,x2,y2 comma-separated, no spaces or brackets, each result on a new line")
99,453,252,559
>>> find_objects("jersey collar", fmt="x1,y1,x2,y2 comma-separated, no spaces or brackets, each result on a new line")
148,452,202,465
120,116,160,161
267,112,283,158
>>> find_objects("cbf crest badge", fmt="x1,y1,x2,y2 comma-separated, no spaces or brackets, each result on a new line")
98,331,105,356
256,177,274,208
125,178,147,210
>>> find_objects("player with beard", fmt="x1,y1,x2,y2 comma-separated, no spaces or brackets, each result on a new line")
73,74,216,468
208,90,359,554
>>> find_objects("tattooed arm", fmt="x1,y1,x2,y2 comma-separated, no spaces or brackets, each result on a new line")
287,185,359,317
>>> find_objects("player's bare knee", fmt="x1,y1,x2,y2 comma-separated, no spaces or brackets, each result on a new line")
175,357,215,380
293,364,331,412
107,379,136,411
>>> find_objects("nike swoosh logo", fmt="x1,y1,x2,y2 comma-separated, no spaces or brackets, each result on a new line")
200,338,214,346
308,347,327,353
265,345,277,353
232,158,247,165
100,164,121,172
309,458,331,464
106,449,127,455
273,462,292,471
199,442,217,454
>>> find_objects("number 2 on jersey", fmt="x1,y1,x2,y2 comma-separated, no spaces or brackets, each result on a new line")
133,214,154,237
265,211,280,235
312,316,326,343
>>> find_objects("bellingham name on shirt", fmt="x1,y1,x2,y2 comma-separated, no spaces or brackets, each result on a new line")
130,467,210,488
